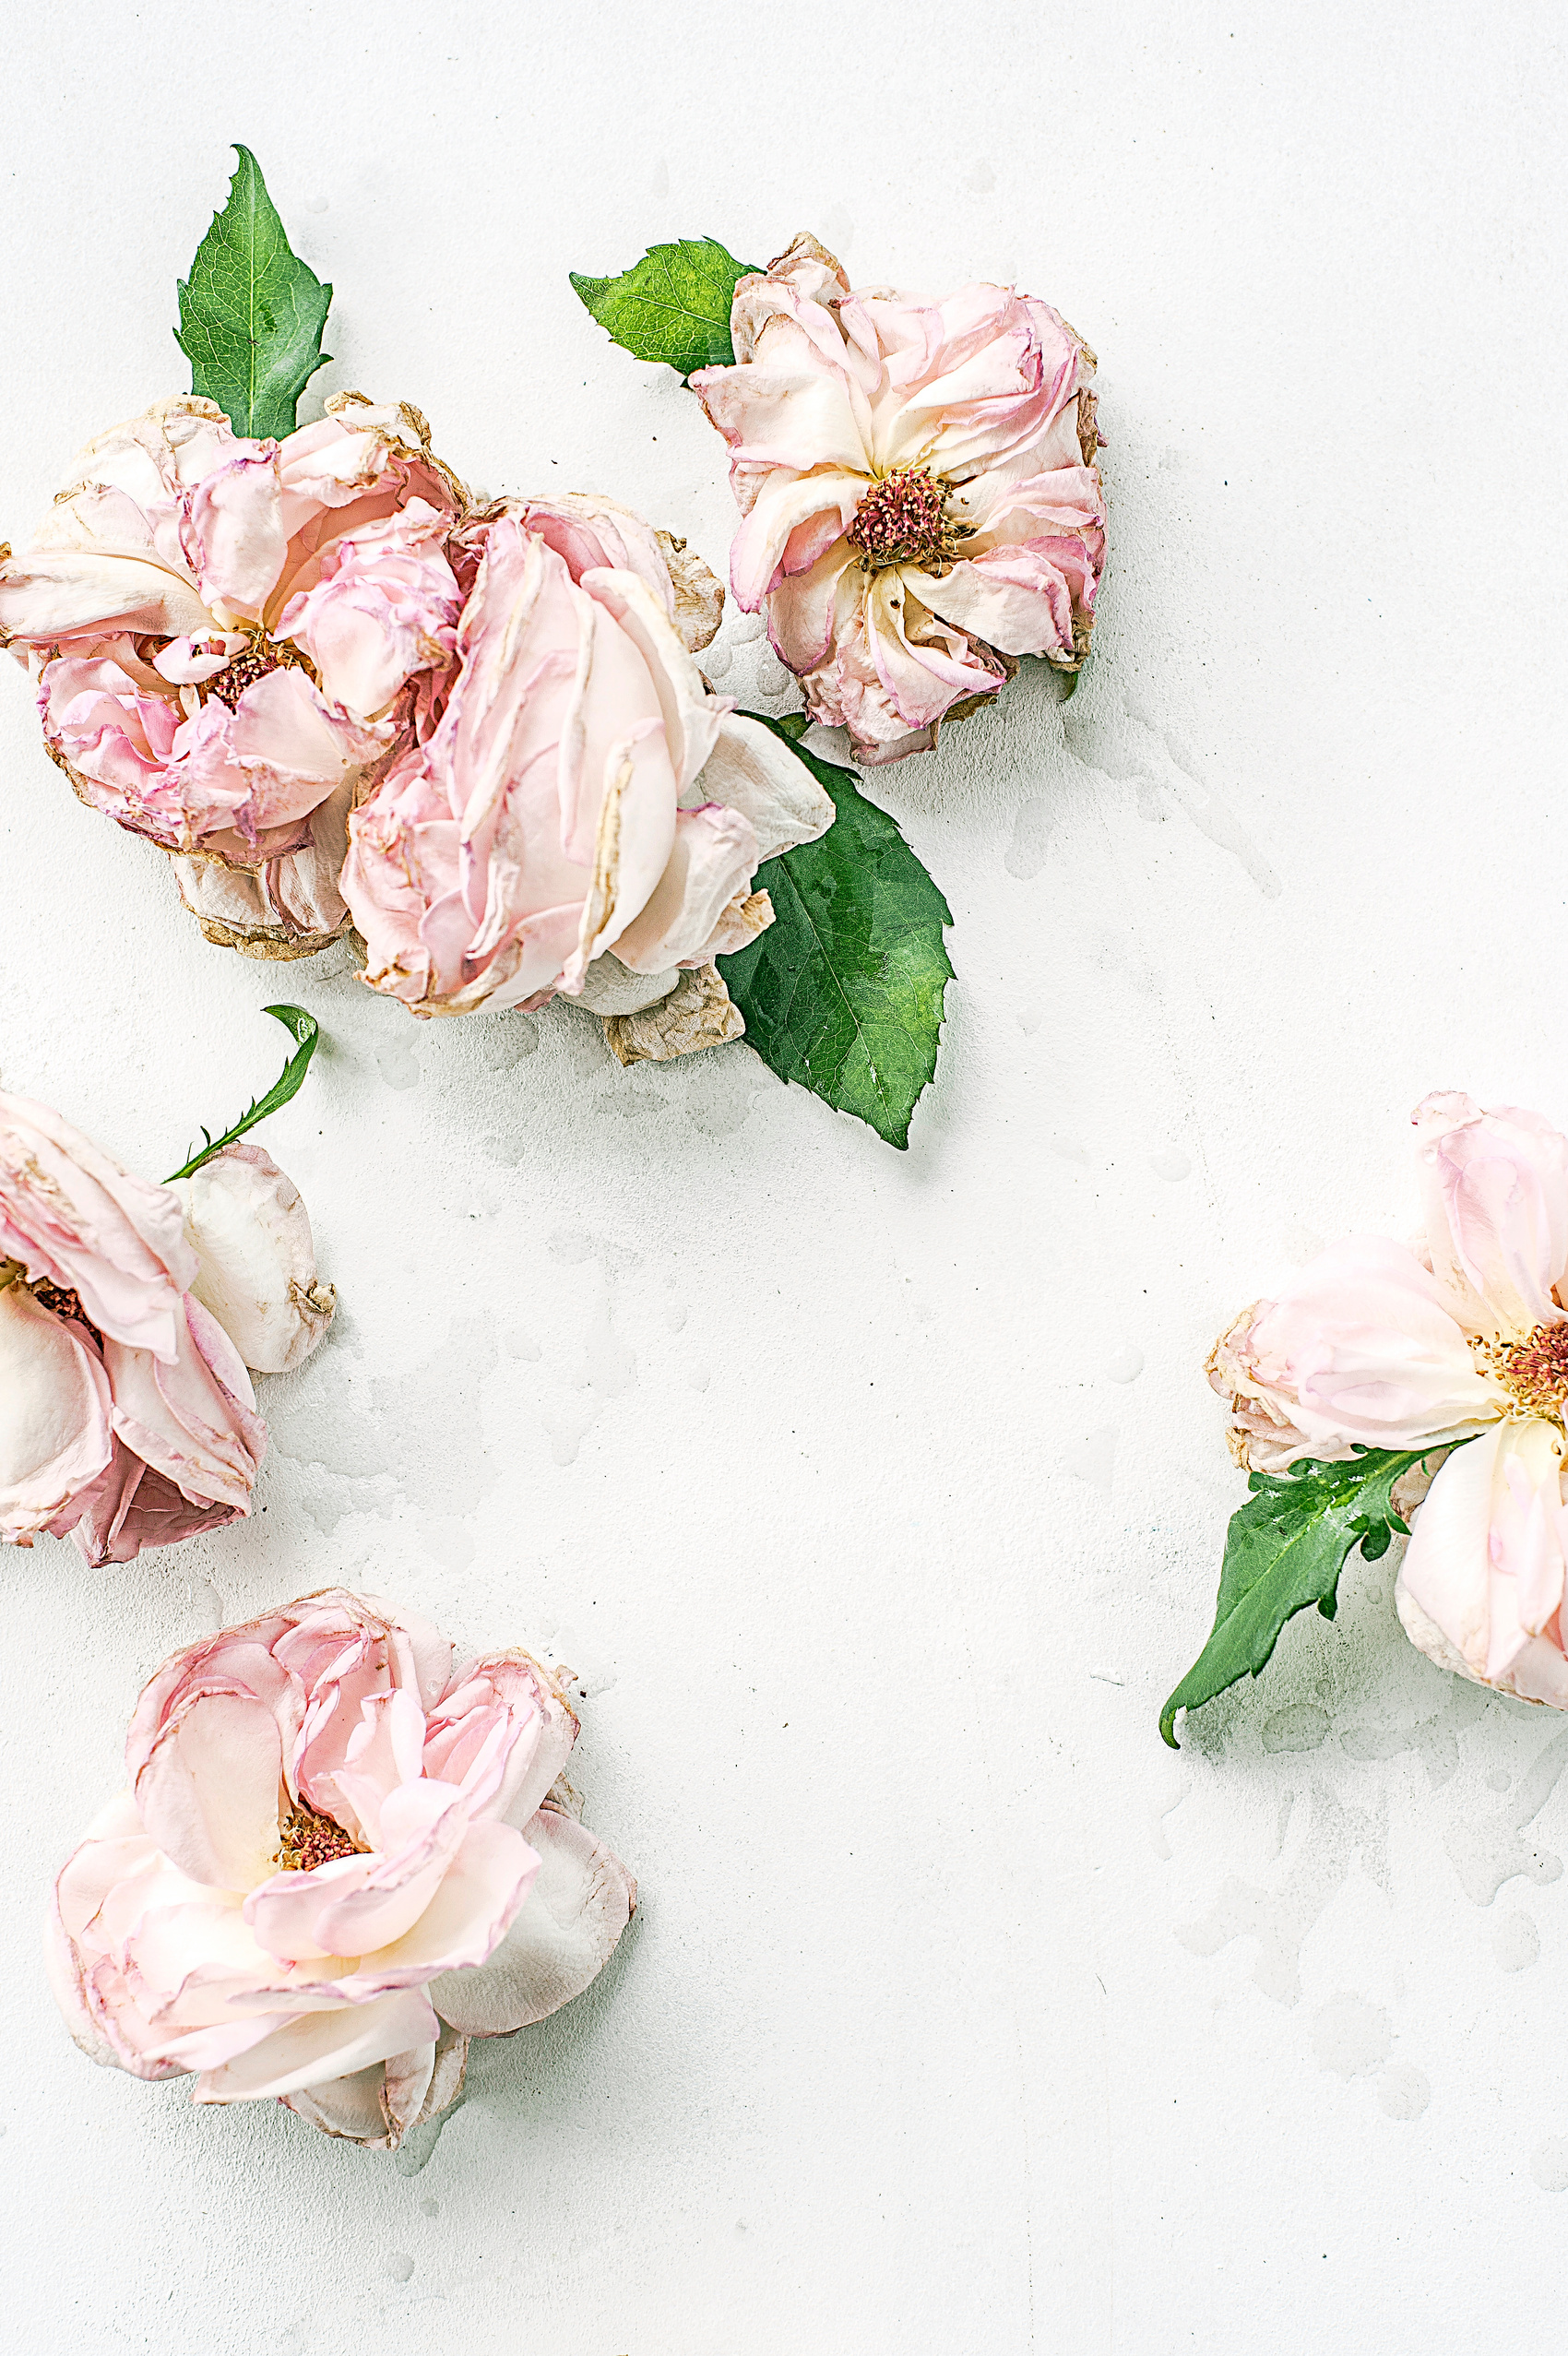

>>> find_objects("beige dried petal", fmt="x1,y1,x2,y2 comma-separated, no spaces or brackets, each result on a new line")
409,2026,469,2134
653,530,724,653
768,230,849,283
1206,1302,1314,1475
171,855,351,961
600,962,744,1066
701,888,773,958
279,2023,469,2151
280,2061,391,2145
166,769,370,959
574,950,680,1017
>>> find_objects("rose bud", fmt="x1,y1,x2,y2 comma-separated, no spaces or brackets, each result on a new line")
340,492,833,1059
0,394,465,957
691,233,1106,766
47,1591,636,2151
172,1141,335,1374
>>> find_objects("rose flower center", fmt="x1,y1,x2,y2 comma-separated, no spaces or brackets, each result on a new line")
847,468,952,571
275,1803,363,1874
0,1262,106,1347
1479,1322,1568,1419
205,633,314,711
30,1280,104,1348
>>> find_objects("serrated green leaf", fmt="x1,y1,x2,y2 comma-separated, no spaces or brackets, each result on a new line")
1159,1443,1467,1747
719,715,953,1149
570,238,758,377
167,1005,322,1182
176,146,332,440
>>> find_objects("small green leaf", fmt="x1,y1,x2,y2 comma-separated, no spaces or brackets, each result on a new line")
167,1005,322,1182
570,238,758,377
1159,1443,1467,1748
176,146,332,440
719,715,954,1149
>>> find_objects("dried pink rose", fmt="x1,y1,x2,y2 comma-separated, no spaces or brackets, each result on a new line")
340,493,832,1038
691,233,1105,766
1209,1092,1568,1707
48,1590,636,2150
0,394,464,956
0,1100,331,1565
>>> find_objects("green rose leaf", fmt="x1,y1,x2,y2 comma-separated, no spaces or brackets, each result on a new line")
719,715,953,1150
168,1005,322,1182
1159,1443,1465,1748
176,145,332,440
570,238,758,377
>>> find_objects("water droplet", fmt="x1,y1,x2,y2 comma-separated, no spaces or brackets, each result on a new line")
1104,1346,1144,1384
1311,1993,1391,2080
1149,1147,1191,1182
1492,1910,1540,1972
383,2253,415,2283
1377,2064,1431,2122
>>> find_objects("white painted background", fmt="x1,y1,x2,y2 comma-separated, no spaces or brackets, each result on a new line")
1,5,1564,2349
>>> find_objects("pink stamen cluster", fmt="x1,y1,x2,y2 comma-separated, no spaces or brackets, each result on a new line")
275,1803,362,1874
1487,1323,1568,1418
847,468,948,570
207,638,310,711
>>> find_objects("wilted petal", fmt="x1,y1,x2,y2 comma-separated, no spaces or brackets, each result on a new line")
132,1686,284,1892
765,538,859,673
1412,1091,1568,1337
193,1986,440,2104
0,1285,113,1540
280,2058,393,2143
607,803,760,975
246,1780,470,1964
332,1818,539,1995
277,498,460,719
101,1295,264,1517
573,952,680,1017
1211,1235,1501,1459
187,451,287,623
430,1806,636,2034
695,713,835,862
0,546,211,644
726,470,863,611
1398,1419,1568,1702
67,1448,247,1567
918,540,1095,662
0,1091,194,1352
601,962,745,1066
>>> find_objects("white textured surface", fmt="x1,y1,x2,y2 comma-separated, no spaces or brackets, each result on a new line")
2,6,1565,2349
